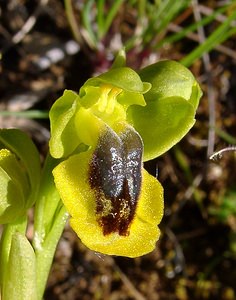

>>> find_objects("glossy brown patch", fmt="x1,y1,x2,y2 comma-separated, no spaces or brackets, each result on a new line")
89,126,143,236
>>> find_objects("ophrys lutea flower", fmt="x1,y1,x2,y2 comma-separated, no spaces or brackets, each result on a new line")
49,54,202,257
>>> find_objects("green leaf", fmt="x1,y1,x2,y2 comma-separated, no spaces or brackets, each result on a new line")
0,216,27,286
49,89,80,158
2,233,37,300
0,150,29,223
0,129,41,209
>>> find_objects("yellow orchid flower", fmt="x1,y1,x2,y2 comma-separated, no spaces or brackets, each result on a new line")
49,53,202,257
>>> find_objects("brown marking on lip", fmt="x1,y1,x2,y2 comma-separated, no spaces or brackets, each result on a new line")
89,126,143,236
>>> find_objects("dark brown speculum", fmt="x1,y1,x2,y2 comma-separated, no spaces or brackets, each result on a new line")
89,126,143,236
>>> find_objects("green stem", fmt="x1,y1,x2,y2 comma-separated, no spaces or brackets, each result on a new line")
64,0,84,46
100,0,124,39
34,205,67,300
0,215,27,291
81,0,98,48
0,110,49,119
33,154,68,300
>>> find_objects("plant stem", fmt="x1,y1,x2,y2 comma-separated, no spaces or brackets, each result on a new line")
34,205,67,300
33,154,68,300
64,0,84,46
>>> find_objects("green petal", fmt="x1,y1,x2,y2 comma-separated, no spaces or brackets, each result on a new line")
53,149,163,258
78,86,104,108
49,90,80,158
84,67,151,94
80,85,146,112
117,90,146,108
74,107,107,147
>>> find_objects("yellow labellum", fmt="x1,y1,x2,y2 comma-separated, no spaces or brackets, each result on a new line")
53,150,163,258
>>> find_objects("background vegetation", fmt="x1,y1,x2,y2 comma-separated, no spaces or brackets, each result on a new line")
1,0,236,299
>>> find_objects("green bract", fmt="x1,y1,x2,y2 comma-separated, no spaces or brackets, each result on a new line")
0,129,41,224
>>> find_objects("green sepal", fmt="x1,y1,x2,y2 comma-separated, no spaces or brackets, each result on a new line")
2,232,37,300
127,60,202,161
0,129,41,209
49,89,80,158
189,81,203,112
128,96,196,161
110,48,126,68
138,60,201,102
0,150,29,223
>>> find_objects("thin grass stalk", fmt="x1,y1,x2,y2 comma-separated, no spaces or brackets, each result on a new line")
81,0,98,48
181,9,236,66
156,5,229,49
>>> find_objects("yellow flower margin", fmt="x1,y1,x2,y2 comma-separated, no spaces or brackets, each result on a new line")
53,149,164,258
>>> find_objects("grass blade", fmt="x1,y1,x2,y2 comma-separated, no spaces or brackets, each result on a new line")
181,9,236,67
